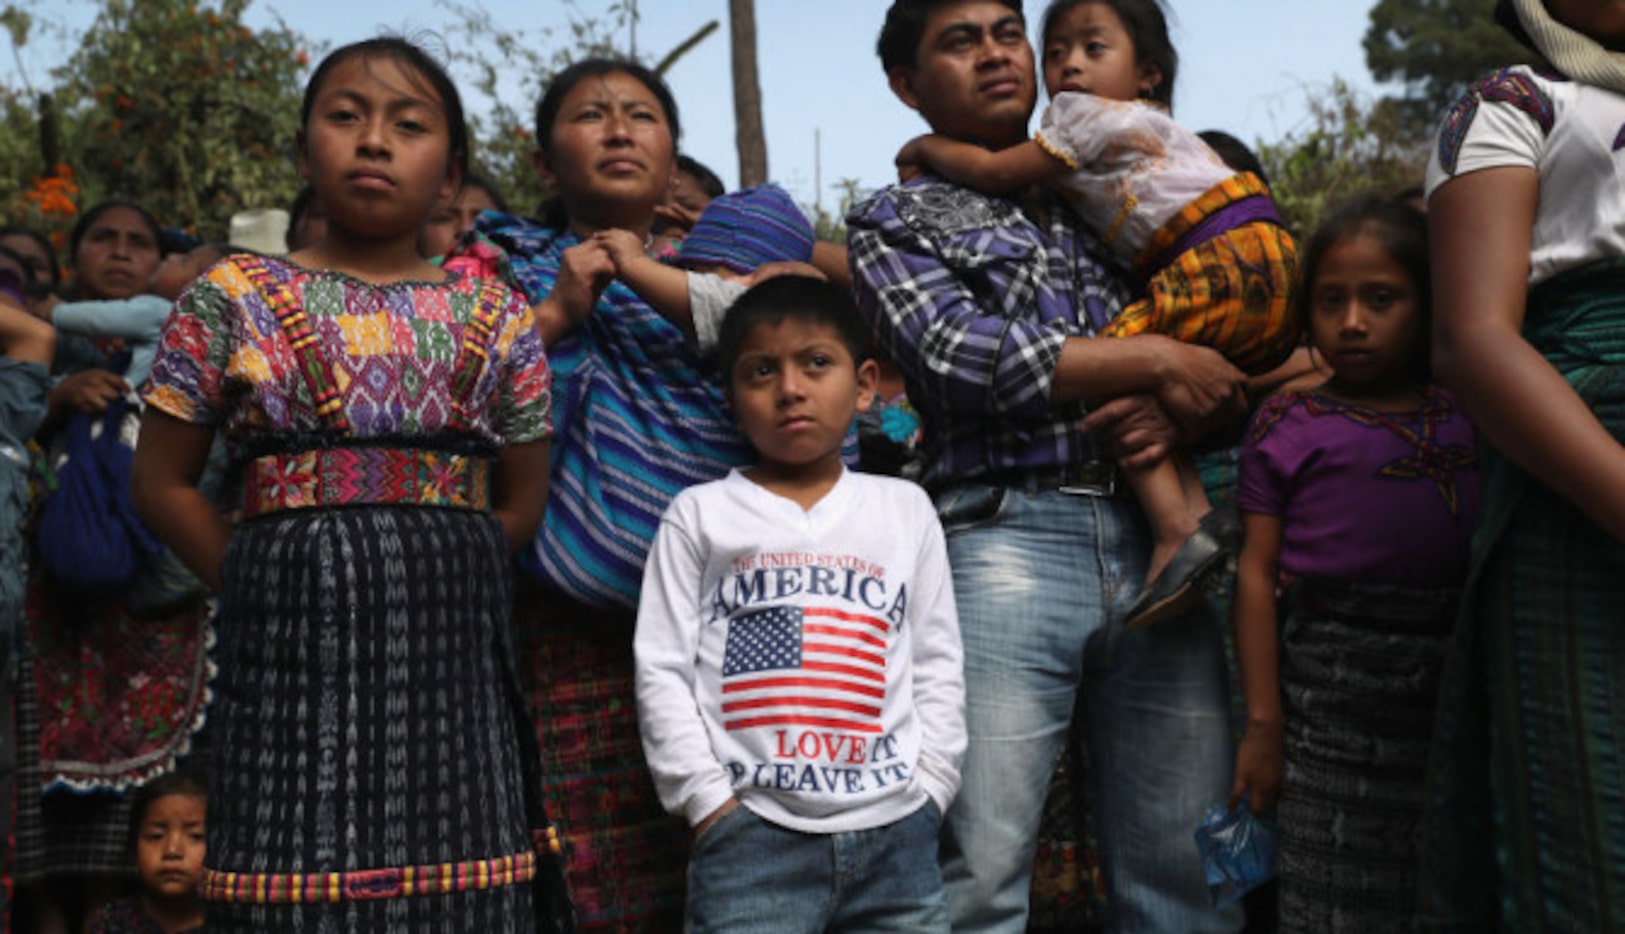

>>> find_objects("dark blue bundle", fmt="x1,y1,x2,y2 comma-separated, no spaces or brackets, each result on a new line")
36,395,163,600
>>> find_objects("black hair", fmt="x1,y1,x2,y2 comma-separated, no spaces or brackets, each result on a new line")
676,154,726,200
286,183,319,251
1197,129,1269,189
534,58,682,148
0,244,33,285
1495,0,1539,52
159,227,201,257
126,763,208,856
462,170,510,215
877,0,1025,73
1392,184,1426,206
301,38,469,180
0,225,60,291
1299,196,1432,375
68,199,162,266
1041,0,1177,108
716,276,871,383
531,58,682,229
0,244,34,306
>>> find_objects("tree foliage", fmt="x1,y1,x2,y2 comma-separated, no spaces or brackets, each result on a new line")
1257,79,1428,239
808,177,864,245
431,0,632,215
1364,0,1533,141
0,85,48,215
55,0,309,240
0,0,730,248
433,1,726,216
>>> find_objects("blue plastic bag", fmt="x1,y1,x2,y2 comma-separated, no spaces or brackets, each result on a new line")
1193,799,1277,908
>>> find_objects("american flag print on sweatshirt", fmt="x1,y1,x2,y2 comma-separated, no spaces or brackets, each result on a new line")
721,604,889,734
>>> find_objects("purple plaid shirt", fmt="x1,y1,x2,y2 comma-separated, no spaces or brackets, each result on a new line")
847,176,1129,489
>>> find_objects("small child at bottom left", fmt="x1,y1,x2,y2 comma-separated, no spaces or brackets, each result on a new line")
86,767,207,934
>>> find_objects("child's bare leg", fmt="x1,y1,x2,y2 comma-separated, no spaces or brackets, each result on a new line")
1126,452,1212,586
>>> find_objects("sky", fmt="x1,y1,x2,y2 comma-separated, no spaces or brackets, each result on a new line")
19,0,1386,214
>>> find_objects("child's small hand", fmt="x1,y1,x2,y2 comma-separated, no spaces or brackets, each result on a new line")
33,292,60,322
51,368,130,415
592,228,648,269
653,201,703,234
1078,393,1177,469
1148,338,1248,440
1228,720,1283,815
896,133,984,186
895,134,936,183
533,239,615,343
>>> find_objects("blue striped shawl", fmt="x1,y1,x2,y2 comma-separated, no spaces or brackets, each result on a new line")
477,215,752,610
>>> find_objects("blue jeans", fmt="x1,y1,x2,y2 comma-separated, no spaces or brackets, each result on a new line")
935,484,1241,933
686,801,948,933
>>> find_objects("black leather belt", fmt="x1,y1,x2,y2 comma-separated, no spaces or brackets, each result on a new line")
978,461,1118,496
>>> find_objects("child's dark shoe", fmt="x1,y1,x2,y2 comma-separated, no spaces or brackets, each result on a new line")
1125,510,1236,629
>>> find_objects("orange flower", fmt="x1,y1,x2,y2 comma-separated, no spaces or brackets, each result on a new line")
20,165,80,221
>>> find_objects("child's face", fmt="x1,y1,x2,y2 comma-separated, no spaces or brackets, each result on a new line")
669,170,714,216
135,792,206,902
420,184,499,259
298,54,461,245
728,317,877,480
1042,2,1161,102
1308,231,1423,397
0,234,54,294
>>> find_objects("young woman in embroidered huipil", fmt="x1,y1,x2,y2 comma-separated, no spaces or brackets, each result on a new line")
132,39,562,932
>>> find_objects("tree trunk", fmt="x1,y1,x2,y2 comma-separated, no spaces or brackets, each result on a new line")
728,0,767,188
37,92,57,171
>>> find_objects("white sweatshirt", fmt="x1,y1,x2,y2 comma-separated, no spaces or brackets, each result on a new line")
635,468,965,834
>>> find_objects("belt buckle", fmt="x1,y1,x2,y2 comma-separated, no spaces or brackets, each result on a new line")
1057,462,1116,497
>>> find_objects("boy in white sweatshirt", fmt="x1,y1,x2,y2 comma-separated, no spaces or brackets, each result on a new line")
635,275,965,933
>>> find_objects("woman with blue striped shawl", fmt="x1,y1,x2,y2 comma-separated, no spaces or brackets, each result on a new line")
1423,0,1625,929
447,59,752,930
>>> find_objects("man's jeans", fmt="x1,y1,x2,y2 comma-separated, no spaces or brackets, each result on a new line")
686,801,948,933
935,483,1242,933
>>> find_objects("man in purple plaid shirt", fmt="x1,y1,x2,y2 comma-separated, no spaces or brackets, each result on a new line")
847,2,1248,932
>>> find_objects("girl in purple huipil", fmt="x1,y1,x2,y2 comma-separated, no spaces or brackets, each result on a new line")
1226,198,1481,933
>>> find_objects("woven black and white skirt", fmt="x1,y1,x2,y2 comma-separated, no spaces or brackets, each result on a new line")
1275,577,1457,934
204,504,537,932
